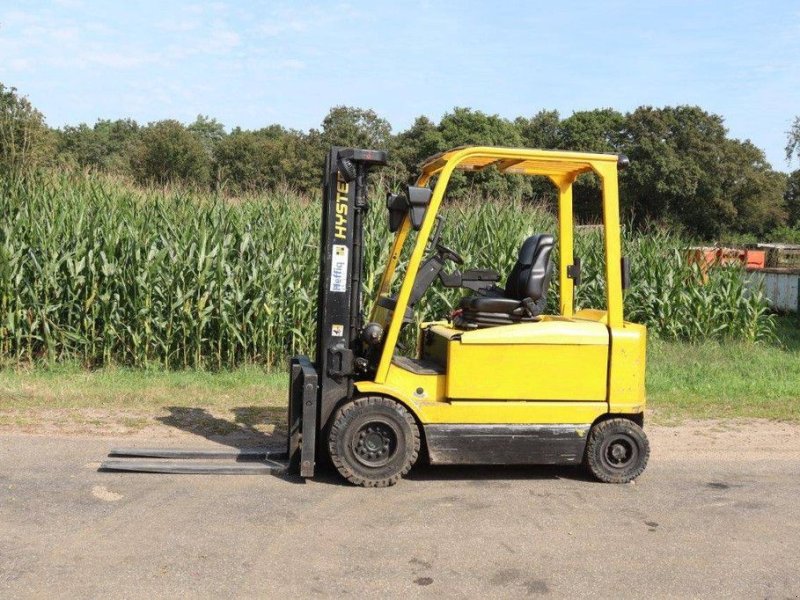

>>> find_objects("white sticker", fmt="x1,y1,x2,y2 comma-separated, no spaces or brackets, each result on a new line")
330,244,349,292
331,324,344,337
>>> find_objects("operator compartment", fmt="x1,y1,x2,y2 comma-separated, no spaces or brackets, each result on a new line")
423,318,610,402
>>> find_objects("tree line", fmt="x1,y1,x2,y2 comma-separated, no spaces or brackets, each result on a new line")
2,81,799,238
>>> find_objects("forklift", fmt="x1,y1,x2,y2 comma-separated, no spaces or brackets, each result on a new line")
103,145,649,486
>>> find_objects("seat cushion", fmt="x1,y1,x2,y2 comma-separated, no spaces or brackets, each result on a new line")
460,296,522,313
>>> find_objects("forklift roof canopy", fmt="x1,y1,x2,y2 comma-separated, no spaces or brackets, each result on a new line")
419,146,620,180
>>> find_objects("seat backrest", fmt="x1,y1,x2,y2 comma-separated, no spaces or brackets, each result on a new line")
504,234,555,301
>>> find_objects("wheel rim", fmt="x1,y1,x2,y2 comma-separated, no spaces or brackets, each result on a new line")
600,433,638,471
352,420,399,468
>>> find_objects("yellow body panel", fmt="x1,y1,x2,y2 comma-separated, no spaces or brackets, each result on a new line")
441,319,608,401
447,340,607,401
608,323,648,413
355,365,607,425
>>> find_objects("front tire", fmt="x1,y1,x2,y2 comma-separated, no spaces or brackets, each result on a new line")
585,418,650,483
328,396,420,487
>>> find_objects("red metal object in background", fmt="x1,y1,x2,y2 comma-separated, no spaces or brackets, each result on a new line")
744,249,765,270
686,247,765,274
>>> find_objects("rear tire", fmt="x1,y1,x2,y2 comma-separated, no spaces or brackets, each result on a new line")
585,418,649,483
328,396,420,487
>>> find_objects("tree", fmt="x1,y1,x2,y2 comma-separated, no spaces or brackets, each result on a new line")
214,128,286,192
0,83,54,176
437,107,522,148
559,109,624,153
785,170,800,226
510,110,562,206
212,125,325,195
558,109,625,220
620,106,787,237
320,106,392,150
620,106,735,236
389,116,444,185
515,110,560,149
284,106,394,194
188,115,226,157
720,139,786,234
128,120,210,186
187,115,226,187
434,107,528,199
58,118,140,171
786,116,800,166
269,128,325,195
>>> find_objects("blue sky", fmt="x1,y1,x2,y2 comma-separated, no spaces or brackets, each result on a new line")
1,1,798,170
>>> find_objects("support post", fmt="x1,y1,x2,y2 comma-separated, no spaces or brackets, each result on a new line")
552,175,576,318
599,165,624,328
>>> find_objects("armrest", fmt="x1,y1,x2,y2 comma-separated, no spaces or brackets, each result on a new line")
462,268,500,282
439,268,501,291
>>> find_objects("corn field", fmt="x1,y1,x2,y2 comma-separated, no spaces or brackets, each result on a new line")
0,173,774,369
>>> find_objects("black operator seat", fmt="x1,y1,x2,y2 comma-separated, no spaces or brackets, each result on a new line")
457,234,555,327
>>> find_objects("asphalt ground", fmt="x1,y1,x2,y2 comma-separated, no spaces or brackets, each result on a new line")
1,421,799,599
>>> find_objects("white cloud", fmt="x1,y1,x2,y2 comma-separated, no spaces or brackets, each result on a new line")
88,51,160,69
278,58,305,70
0,10,38,28
53,0,85,8
260,19,308,37
84,21,116,36
208,28,240,51
156,19,201,33
51,26,80,42
8,57,31,70
255,3,356,38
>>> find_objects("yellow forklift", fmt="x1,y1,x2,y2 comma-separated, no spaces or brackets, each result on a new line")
103,145,649,486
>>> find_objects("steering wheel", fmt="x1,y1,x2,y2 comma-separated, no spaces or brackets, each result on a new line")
436,243,464,265
407,242,465,307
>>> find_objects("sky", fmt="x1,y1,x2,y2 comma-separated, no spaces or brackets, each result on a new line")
1,0,799,170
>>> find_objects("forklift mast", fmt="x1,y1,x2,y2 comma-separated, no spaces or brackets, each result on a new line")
288,147,387,476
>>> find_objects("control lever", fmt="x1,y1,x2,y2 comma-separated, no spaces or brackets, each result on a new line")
427,216,445,252
408,241,464,306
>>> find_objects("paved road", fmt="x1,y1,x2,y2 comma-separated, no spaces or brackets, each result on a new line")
1,423,799,599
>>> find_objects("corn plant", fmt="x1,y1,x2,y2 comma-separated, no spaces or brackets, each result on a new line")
0,172,775,370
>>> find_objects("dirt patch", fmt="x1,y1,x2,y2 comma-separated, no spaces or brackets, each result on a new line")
91,485,123,502
653,419,800,460
0,406,283,439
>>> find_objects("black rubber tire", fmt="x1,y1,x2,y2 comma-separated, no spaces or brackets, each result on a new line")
585,418,650,483
328,396,420,487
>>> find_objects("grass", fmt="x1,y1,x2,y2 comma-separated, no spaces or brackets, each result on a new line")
1,316,798,433
0,362,286,409
647,316,800,422
0,363,289,436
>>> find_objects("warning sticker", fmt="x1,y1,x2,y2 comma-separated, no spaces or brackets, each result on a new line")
331,324,344,337
330,244,349,292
